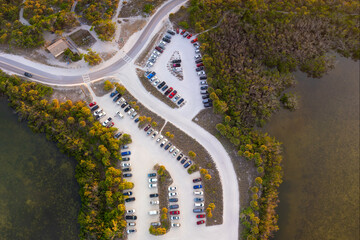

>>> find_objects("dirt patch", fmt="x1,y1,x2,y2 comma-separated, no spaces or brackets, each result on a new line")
192,109,257,234
48,85,92,103
119,0,168,18
100,51,117,61
153,164,173,232
135,24,168,67
118,19,147,49
161,122,223,226
89,78,116,97
136,69,178,109
69,29,96,50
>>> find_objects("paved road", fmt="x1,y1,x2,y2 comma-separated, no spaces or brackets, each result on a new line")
0,0,187,85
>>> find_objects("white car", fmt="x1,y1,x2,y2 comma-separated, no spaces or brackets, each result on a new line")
94,109,102,116
168,186,177,191
121,162,131,168
147,129,153,135
131,112,137,119
172,95,180,102
116,111,124,118
194,203,204,207
171,223,181,227
128,222,136,226
149,178,158,183
195,49,201,54
126,209,135,214
195,54,202,59
194,191,204,195
197,71,206,76
146,61,153,67
153,79,160,86
150,200,159,205
150,76,157,82
149,183,157,188
151,54,158,59
127,229,137,234
102,118,111,126
171,216,180,220
169,192,177,197
169,146,176,153
160,139,168,147
195,45,200,49
128,108,135,115
117,97,125,105
172,149,179,157
153,50,160,56
98,112,106,118
200,81,207,85
156,135,164,142
152,131,158,138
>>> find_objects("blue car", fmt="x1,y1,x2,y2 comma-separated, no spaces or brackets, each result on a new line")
134,118,140,123
147,72,156,79
184,161,192,168
110,90,118,97
121,151,131,156
193,184,202,189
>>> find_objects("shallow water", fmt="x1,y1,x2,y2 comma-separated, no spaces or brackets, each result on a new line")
0,99,80,240
265,56,359,240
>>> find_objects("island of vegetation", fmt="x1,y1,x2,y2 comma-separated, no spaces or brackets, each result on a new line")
0,70,133,239
171,0,359,239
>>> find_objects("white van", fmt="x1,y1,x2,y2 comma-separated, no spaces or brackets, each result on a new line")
149,210,159,215
149,178,158,183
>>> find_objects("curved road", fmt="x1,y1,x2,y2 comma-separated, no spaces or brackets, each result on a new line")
0,1,240,239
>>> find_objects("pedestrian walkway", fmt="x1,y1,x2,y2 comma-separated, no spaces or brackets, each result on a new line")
123,54,132,63
82,74,91,83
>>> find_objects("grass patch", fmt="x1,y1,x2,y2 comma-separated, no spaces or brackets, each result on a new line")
119,0,168,18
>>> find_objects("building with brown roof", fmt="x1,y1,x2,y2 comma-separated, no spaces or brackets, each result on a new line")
46,39,69,58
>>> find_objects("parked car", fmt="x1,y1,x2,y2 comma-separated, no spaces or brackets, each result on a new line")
173,63,181,67
149,178,158,183
169,192,177,197
202,94,210,99
94,109,103,116
149,193,159,198
200,90,209,95
153,79,160,86
167,30,175,35
164,87,173,96
149,184,157,188
122,167,131,172
151,131,158,139
150,200,159,205
113,94,121,102
197,63,204,67
193,208,204,213
123,191,132,196
161,85,168,91
169,204,179,209
122,157,130,161
197,71,206,76
121,102,128,108
195,203,204,207
194,198,204,202
114,132,122,139
157,81,166,89
121,162,131,168
200,81,207,85
176,153,183,161
169,211,180,215
149,210,159,215
131,112,137,119
176,28,179,34
169,146,176,153
125,197,136,202
121,151,131,156
151,222,161,226
160,139,168,147
184,161,192,168
171,223,181,227
180,29,186,35
155,46,163,53
191,38,198,43
110,90,118,97
204,102,213,108
183,32,189,38
196,67,205,72
200,86,208,90
172,149,179,157
197,214,206,218
172,59,181,63
107,122,114,128
148,173,157,177
197,220,205,225
89,102,96,107
193,178,202,183
195,54,202,59
126,209,135,214
177,98,184,105
200,75,207,80
164,142,172,150
116,111,124,118
125,215,137,220
128,222,136,226
124,106,131,112
169,198,178,202
144,125,151,131
193,184,203,189
169,90,177,98
91,105,99,112
168,186,177,191
171,215,180,220
194,191,204,195
172,95,181,103
24,72,33,78
123,173,132,178
156,135,164,142
195,59,203,64
147,129,153,135
180,157,188,164
187,34,193,39
134,117,140,123
162,37,170,43
102,117,112,127
164,34,171,39
127,229,137,234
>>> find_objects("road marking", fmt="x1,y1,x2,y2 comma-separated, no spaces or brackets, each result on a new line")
82,74,91,83
123,54,132,63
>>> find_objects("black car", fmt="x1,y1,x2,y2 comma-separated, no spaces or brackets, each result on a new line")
124,106,131,112
134,118,140,123
150,193,159,198
167,30,175,35
164,35,171,39
113,94,122,102
196,67,204,72
91,105,99,111
176,153,183,161
122,167,131,172
162,37,170,43
177,98,184,105
125,215,137,220
172,59,181,63
204,102,213,108
169,204,179,209
157,81,166,89
121,102,128,108
164,142,172,150
169,198,178,202
122,157,130,161
95,115,100,120
123,173,132,178
125,197,136,203
200,76,207,80
24,72,33,78
161,85,168,91
114,132,122,139
164,88,173,96
202,95,210,99
123,191,133,196
180,157,188,164
195,59,203,64
200,86,208,90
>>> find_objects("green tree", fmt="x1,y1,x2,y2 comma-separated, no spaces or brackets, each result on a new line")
104,80,114,91
84,49,102,66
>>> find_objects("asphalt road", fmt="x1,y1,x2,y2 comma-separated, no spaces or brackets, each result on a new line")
0,0,187,85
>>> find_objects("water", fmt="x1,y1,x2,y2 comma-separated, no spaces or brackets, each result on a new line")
0,99,80,240
265,56,359,240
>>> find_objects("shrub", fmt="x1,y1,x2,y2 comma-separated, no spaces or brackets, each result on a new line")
103,80,114,91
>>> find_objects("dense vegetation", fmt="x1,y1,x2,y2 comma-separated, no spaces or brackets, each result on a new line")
0,70,133,239
76,0,119,23
176,0,359,239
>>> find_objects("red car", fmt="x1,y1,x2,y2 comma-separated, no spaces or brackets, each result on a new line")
197,220,205,225
196,63,204,67
164,87,173,96
193,177,202,183
181,29,186,35
144,124,151,131
196,214,206,218
176,28,179,34
191,38,198,43
89,102,96,107
169,90,177,99
187,34,193,39
169,211,180,215
107,122,114,128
